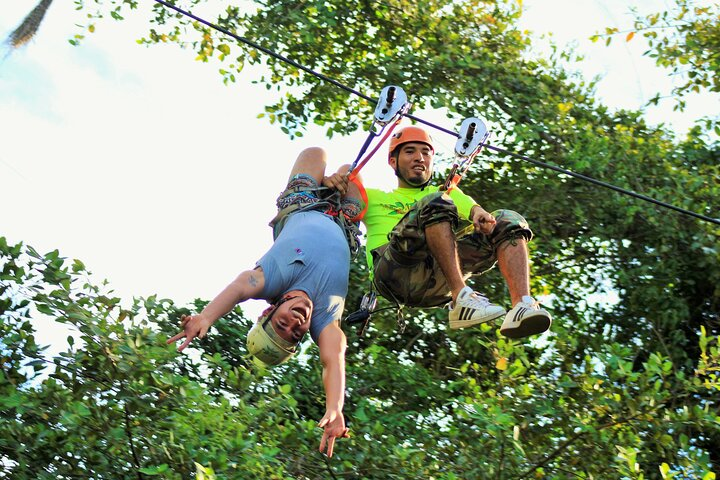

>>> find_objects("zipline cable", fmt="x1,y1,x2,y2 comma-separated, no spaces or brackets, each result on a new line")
151,0,719,227
483,144,720,226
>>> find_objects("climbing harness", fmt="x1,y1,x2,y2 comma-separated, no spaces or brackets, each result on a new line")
270,181,364,256
270,86,412,259
442,117,491,192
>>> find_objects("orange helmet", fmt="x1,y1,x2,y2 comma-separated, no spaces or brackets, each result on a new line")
388,126,434,159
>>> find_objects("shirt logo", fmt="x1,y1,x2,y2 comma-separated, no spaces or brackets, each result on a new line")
381,201,416,216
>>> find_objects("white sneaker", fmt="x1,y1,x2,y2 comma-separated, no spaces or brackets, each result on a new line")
500,296,552,338
448,286,506,329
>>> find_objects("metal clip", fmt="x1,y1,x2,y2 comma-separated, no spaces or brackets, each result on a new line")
360,291,378,312
345,292,378,336
442,117,492,191
454,117,490,159
396,305,406,334
373,86,411,127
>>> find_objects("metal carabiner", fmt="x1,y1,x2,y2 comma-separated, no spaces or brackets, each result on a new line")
345,291,378,336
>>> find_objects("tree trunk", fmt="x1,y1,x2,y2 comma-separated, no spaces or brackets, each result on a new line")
8,0,54,48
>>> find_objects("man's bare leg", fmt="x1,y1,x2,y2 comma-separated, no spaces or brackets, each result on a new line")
496,239,531,306
425,221,466,302
289,147,327,183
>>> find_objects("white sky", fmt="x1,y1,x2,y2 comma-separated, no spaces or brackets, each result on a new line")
1,0,715,347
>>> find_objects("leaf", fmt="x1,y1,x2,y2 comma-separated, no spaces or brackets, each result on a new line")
626,31,635,42
139,464,169,475
496,357,508,370
71,259,86,273
0,393,23,408
25,359,46,368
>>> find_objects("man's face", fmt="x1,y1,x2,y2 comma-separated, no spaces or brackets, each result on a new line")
271,296,312,343
390,142,434,188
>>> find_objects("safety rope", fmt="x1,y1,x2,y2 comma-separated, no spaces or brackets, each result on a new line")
151,0,719,227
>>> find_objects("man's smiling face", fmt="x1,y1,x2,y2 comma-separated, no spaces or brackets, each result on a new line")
271,295,312,343
390,141,434,188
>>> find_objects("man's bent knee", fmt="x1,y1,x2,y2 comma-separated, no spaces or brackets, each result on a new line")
491,209,533,246
290,147,328,182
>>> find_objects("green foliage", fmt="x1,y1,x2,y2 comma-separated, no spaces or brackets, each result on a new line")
9,0,720,477
0,239,315,479
591,0,719,133
2,238,718,478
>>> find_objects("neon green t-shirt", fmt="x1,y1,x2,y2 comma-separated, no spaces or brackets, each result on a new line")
362,185,477,268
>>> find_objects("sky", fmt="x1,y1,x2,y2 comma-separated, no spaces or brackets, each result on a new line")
1,0,715,348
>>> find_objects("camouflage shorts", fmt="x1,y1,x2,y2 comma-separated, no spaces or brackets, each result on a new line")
371,191,532,307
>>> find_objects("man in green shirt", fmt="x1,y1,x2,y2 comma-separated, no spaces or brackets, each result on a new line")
360,125,551,338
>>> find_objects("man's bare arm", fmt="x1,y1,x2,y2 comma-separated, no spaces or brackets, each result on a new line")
316,322,349,457
167,268,265,351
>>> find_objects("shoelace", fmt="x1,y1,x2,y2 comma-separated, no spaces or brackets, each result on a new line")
464,292,492,308
522,298,540,310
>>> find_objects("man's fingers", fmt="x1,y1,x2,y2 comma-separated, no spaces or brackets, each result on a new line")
324,174,349,194
177,337,192,352
166,331,186,344
319,432,327,454
326,436,335,458
474,215,496,235
333,181,347,195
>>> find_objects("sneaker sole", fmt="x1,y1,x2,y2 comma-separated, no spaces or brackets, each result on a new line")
449,311,505,330
500,314,552,339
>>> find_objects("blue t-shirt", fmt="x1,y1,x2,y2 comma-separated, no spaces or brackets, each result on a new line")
257,211,350,342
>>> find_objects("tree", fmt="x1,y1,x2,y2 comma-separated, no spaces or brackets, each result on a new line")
4,0,54,49
2,0,719,477
1,242,718,478
592,0,720,134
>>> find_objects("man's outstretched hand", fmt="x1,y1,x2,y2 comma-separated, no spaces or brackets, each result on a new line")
166,313,214,352
318,409,349,458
